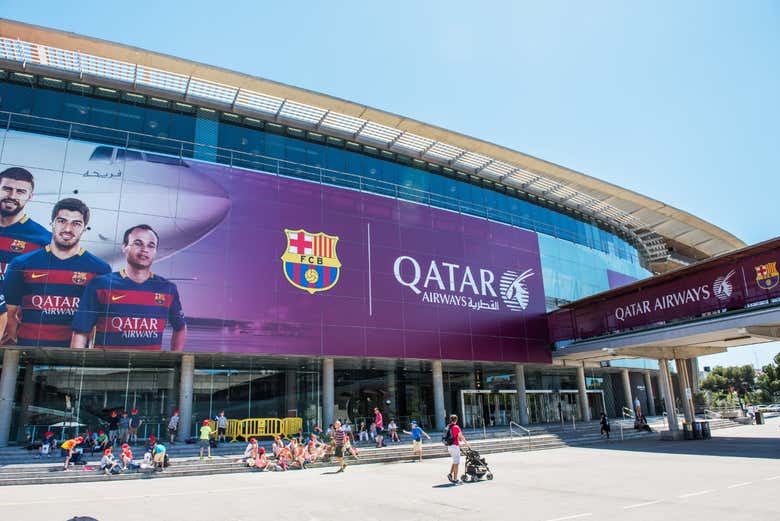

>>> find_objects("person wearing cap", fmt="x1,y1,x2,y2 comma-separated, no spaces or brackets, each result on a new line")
242,437,258,466
120,443,139,471
403,421,431,462
199,419,215,460
152,441,167,471
107,410,119,445
61,436,84,470
255,446,275,471
167,409,180,444
128,408,143,445
145,434,157,453
96,430,109,451
100,448,121,475
39,430,56,457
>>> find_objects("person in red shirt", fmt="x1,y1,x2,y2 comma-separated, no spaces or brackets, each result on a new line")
373,407,385,448
446,414,471,484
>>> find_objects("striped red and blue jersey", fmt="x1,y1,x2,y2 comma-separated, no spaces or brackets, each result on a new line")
71,270,186,350
0,215,51,279
4,246,111,347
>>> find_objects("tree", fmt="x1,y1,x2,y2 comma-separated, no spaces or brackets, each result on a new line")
755,353,780,403
701,364,756,395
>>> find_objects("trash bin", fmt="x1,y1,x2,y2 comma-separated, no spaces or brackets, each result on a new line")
692,421,702,440
701,421,711,439
683,422,693,440
755,411,764,425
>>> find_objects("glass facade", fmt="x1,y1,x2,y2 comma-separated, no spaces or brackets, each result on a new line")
0,73,659,444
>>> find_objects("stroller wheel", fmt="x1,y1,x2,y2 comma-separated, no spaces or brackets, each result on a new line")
461,474,470,483
486,472,494,480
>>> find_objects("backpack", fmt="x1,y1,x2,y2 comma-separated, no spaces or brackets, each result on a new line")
442,425,454,446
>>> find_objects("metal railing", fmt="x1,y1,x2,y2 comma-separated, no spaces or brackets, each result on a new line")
0,110,645,262
509,421,532,451
703,409,722,419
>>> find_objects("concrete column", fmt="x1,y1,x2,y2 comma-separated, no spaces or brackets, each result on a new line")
514,364,529,425
432,360,446,431
285,369,297,416
16,363,35,442
177,354,195,442
322,358,334,428
621,368,633,413
657,358,678,431
0,350,20,446
690,357,700,393
576,364,591,421
386,368,397,414
675,358,695,424
643,371,656,416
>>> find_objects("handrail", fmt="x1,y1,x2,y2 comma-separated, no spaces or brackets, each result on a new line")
0,110,642,257
622,406,635,419
703,409,722,420
509,421,532,451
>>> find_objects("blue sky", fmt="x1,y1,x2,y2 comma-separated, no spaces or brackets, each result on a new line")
3,1,779,368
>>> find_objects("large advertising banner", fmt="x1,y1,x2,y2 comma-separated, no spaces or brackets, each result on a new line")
0,129,550,362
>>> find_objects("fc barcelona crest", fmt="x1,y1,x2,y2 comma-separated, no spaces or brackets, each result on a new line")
71,272,88,285
755,261,779,290
10,240,26,253
154,293,167,305
281,229,341,295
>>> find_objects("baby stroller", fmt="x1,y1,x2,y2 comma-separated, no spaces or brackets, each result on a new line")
461,447,493,482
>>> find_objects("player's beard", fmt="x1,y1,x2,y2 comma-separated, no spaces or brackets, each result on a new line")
53,233,80,251
0,198,22,218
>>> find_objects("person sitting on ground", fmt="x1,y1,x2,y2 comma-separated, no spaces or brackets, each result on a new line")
100,448,121,475
96,430,110,450
145,435,157,453
635,413,653,432
152,442,167,472
343,421,354,443
243,438,259,467
254,446,276,470
61,436,84,471
369,421,377,441
120,443,140,471
344,430,360,460
290,439,307,469
271,435,285,458
199,419,214,460
39,431,56,457
275,447,291,471
358,421,369,442
388,419,400,443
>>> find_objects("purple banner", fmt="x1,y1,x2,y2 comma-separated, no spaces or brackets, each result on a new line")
0,130,550,362
551,239,780,341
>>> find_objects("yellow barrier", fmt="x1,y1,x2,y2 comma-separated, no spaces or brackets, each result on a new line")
203,417,303,441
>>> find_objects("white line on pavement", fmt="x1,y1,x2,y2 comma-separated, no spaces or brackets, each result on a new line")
678,490,713,498
543,514,592,521
765,476,780,481
623,500,663,509
727,482,752,488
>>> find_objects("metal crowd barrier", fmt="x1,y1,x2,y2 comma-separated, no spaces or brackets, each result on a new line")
206,417,303,442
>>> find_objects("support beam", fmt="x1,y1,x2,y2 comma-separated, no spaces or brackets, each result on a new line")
285,369,297,416
322,358,334,429
16,363,35,442
386,368,397,416
0,350,19,446
644,371,656,416
432,360,446,431
675,358,695,424
690,357,700,394
576,364,591,421
514,364,529,425
621,368,633,413
177,354,194,442
658,358,678,431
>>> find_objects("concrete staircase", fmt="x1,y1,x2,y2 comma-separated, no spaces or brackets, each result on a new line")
0,417,744,486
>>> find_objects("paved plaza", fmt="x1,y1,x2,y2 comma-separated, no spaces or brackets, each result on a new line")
0,418,777,521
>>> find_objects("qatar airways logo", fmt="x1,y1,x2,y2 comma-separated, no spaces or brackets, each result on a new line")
393,256,535,312
613,269,736,322
31,295,80,316
112,317,161,339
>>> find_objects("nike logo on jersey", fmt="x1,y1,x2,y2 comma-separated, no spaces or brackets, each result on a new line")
30,273,48,279
111,294,126,302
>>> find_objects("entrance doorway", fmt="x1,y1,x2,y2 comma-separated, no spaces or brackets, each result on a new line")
460,390,518,428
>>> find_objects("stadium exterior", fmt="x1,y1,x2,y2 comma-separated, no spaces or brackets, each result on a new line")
0,20,744,444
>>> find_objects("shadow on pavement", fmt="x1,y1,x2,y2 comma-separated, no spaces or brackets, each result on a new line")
583,433,780,459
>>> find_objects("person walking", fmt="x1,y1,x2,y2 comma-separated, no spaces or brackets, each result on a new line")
599,413,611,439
215,410,228,444
128,408,143,445
168,409,180,444
402,420,431,462
333,420,348,473
443,414,470,484
199,419,214,459
373,407,385,448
